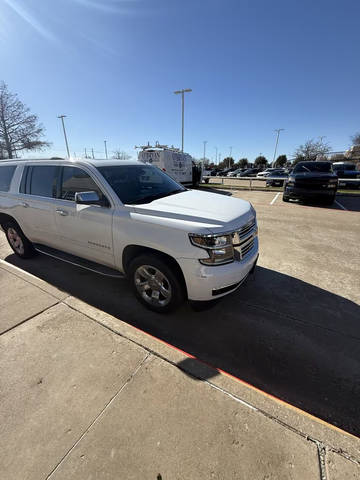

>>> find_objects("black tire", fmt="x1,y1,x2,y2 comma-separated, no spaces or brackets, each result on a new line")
128,254,185,313
322,196,336,206
282,194,290,202
4,221,35,259
204,178,210,184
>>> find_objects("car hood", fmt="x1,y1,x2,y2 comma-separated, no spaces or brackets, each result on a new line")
130,189,254,234
292,172,337,180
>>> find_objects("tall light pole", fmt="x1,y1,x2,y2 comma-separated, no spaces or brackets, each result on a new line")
57,115,70,158
229,146,232,168
203,140,207,163
104,140,108,159
214,146,218,165
174,88,192,152
272,128,284,167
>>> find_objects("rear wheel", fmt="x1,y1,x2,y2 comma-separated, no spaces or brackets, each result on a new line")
128,254,185,313
4,222,35,259
282,194,290,202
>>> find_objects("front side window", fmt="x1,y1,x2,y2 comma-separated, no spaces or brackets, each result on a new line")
61,166,104,201
97,165,186,204
26,166,58,198
0,166,16,192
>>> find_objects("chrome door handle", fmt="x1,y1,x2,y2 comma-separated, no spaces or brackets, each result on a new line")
56,209,68,216
20,202,29,208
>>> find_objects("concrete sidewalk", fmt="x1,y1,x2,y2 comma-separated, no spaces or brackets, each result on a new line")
1,260,359,479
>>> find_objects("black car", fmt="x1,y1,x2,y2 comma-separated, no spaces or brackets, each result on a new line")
265,171,288,187
283,161,338,205
237,168,261,177
333,163,360,189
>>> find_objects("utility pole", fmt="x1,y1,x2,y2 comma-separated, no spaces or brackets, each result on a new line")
104,140,108,159
174,88,192,152
91,148,95,159
57,115,70,158
272,129,284,167
203,140,207,164
214,146,218,165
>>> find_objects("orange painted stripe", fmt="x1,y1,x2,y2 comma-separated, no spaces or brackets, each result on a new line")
128,321,359,441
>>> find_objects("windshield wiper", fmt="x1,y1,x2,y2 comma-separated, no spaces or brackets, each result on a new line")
128,188,185,205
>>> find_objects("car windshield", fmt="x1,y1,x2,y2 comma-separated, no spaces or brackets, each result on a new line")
97,165,186,204
293,162,332,173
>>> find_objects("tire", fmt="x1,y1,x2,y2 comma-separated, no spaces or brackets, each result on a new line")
282,194,290,202
128,254,185,313
322,196,336,206
204,178,209,184
4,221,35,259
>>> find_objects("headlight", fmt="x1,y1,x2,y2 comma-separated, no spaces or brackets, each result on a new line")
189,233,234,265
287,176,295,186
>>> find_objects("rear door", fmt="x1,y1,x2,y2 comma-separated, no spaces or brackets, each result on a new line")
15,165,60,246
51,165,115,267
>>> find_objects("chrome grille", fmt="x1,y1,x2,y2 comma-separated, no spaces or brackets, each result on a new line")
232,219,257,260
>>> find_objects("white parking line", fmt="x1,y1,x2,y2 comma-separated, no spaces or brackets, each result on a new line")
270,192,280,205
335,200,347,211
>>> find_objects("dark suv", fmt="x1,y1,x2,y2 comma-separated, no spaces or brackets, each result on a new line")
283,161,338,205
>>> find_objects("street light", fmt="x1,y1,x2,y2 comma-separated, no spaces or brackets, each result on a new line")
57,115,70,158
229,146,232,168
104,140,108,159
214,146,218,164
203,140,207,163
272,129,284,167
174,88,192,152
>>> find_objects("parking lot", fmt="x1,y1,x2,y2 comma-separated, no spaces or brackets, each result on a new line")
1,189,359,436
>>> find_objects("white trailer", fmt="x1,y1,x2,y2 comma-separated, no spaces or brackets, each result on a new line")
137,143,202,186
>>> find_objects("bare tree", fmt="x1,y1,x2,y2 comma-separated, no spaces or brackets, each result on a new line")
293,138,331,162
112,150,132,160
0,82,50,159
351,132,360,146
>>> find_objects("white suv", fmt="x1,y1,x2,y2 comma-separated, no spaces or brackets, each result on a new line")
0,159,258,312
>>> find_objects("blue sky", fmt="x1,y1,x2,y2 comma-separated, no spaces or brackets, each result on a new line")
1,0,359,162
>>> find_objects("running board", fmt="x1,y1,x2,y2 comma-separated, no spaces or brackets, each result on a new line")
34,244,125,279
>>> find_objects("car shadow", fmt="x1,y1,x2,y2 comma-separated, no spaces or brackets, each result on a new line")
5,253,360,437
286,195,360,212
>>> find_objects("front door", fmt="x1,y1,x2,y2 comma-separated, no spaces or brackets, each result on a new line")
52,166,115,267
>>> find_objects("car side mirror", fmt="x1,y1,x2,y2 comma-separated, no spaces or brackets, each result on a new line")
75,191,102,205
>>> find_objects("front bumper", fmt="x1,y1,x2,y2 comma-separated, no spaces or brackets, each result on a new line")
177,237,259,301
285,185,336,199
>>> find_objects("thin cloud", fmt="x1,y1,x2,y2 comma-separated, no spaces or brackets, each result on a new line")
72,0,137,15
3,0,57,42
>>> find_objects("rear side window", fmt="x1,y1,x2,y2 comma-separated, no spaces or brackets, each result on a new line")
0,165,16,192
60,166,104,201
20,166,59,198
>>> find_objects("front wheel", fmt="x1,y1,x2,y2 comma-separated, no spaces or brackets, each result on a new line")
4,222,35,259
128,254,185,313
282,194,290,202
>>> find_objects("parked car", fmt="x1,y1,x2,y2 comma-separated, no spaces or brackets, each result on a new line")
332,162,360,189
237,168,261,177
283,161,338,204
0,159,259,313
265,171,288,187
227,168,245,177
257,168,285,178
